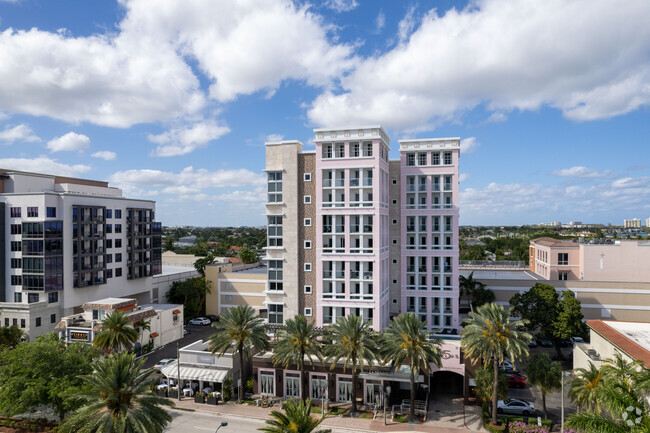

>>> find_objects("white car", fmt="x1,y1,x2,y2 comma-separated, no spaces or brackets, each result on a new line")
153,359,175,369
497,399,535,415
188,317,211,326
570,337,585,347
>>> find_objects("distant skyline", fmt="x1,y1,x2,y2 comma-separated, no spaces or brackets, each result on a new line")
0,0,649,226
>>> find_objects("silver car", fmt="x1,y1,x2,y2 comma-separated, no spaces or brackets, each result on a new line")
188,317,211,326
497,398,535,415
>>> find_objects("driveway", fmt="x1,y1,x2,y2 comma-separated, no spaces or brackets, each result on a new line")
142,322,220,369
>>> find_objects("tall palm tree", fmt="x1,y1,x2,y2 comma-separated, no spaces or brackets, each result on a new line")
92,310,139,354
258,399,331,433
569,362,604,413
59,351,173,433
208,306,269,402
461,302,530,426
526,353,562,418
380,313,442,421
134,319,152,349
272,315,323,400
459,271,485,312
601,353,643,391
324,315,379,413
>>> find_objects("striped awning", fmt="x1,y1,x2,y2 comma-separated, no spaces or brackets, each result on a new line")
160,362,230,383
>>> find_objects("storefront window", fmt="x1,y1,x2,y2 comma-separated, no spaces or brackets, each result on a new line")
310,375,327,399
285,372,300,398
260,371,274,396
365,380,382,405
337,377,352,402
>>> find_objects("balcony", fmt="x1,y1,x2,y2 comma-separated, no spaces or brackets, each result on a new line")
363,179,373,187
418,185,426,192
363,225,373,233
350,179,359,187
406,185,416,192
323,179,332,187
335,179,345,187
444,185,452,191
432,185,440,192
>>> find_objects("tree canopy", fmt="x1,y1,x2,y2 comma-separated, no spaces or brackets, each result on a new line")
0,333,98,420
238,246,259,264
526,353,562,418
166,277,211,319
0,325,23,348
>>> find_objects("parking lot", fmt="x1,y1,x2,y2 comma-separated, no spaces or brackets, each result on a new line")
141,322,219,369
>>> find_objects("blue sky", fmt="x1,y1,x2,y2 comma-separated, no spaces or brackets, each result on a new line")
1,0,649,227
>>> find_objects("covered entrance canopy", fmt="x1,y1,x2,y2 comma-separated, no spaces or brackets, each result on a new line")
160,361,230,383
359,365,424,383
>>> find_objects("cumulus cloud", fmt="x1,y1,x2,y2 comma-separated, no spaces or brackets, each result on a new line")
308,0,650,129
266,133,284,142
323,0,358,13
148,121,230,156
376,11,386,33
91,150,117,160
0,124,40,143
397,5,418,44
46,132,90,152
460,137,479,154
108,166,265,189
459,173,470,183
552,166,612,178
0,156,90,175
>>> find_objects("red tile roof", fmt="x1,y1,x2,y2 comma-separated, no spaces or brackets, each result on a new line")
587,320,650,368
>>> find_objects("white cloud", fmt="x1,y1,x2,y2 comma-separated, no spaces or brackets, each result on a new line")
91,150,117,160
309,0,650,129
375,11,386,33
459,173,470,183
460,137,479,154
148,121,230,157
0,124,40,143
323,0,358,13
108,166,265,189
397,5,418,44
266,133,284,142
486,112,507,123
46,132,90,152
0,156,90,175
552,166,612,178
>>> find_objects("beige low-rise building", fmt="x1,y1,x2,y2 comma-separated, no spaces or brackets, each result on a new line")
205,264,268,318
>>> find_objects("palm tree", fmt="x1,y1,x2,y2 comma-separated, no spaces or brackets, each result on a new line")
601,353,643,391
459,271,485,312
92,310,139,354
461,302,530,426
526,353,562,418
208,306,269,402
380,313,442,421
59,351,173,433
324,315,379,413
134,319,152,349
272,315,323,400
569,362,604,413
258,399,331,433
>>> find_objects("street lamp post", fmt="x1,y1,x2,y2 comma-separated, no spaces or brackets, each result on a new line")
560,370,571,433
384,385,392,425
215,421,228,432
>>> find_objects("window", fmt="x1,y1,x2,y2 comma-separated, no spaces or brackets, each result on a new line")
46,207,56,218
48,292,59,303
115,268,122,277
106,239,113,249
311,375,327,399
106,269,113,278
304,195,312,204
11,241,21,252
304,263,312,272
268,260,283,291
11,275,22,285
392,199,397,205
392,259,397,264
4,319,8,327
10,224,21,235
106,209,112,218
106,224,112,234
558,272,568,281
267,172,283,203
35,317,41,327
10,258,21,269
14,292,22,302
115,224,122,234
444,152,452,164
225,295,232,304
115,239,122,248
115,253,122,263
406,153,415,166
20,319,25,329
106,254,113,263
28,293,39,303
392,239,397,244
393,279,397,284
392,219,397,225
304,173,312,181
12,319,17,326
27,207,38,217
392,178,397,185
10,207,21,218
304,218,311,227
285,372,300,398
392,299,398,304
114,209,122,218
304,240,312,249
268,304,283,324
304,308,312,316
304,285,312,294
350,142,360,157
558,253,569,265
267,216,283,247
51,313,56,324
259,371,274,395
418,153,427,166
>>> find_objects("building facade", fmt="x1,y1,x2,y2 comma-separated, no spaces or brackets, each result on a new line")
263,128,460,332
1,169,163,339
624,218,642,228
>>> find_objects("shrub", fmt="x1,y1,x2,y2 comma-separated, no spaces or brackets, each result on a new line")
484,422,506,433
508,420,550,433
246,377,253,393
394,415,408,423
223,377,232,401
359,412,372,419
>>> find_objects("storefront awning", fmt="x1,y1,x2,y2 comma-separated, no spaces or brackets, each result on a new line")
160,362,230,383
359,371,424,383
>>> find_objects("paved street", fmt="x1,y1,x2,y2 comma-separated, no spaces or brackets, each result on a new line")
142,323,219,369
165,409,266,433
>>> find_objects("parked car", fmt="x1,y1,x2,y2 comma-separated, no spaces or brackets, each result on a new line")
206,314,219,322
538,336,553,347
188,317,211,326
154,359,175,370
507,373,526,388
560,339,572,348
570,337,585,347
528,337,538,348
497,398,535,415
499,366,518,375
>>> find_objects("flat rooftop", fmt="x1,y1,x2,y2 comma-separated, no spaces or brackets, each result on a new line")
160,264,199,276
604,321,650,352
460,269,542,281
233,265,267,274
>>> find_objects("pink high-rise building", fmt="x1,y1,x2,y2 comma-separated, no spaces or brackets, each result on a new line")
264,126,460,331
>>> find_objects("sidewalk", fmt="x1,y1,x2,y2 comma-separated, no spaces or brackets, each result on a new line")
167,398,486,433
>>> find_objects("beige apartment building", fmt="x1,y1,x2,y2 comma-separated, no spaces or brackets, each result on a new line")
205,263,268,318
